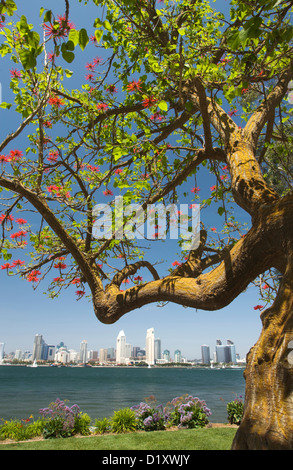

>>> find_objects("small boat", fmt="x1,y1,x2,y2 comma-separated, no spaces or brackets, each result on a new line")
28,359,37,368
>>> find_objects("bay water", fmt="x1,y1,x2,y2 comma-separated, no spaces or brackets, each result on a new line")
0,366,245,423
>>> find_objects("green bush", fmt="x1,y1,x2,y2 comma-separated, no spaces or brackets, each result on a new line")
110,408,137,433
0,417,45,441
227,396,244,425
94,417,112,434
74,412,91,436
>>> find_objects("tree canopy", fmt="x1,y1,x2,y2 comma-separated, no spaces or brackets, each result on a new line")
0,0,292,323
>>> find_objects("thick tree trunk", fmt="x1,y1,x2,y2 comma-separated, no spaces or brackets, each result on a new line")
232,262,293,450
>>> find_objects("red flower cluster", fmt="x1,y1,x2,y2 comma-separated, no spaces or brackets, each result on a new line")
127,79,142,92
48,95,64,107
47,151,58,162
27,270,41,282
54,261,67,270
142,96,157,108
172,260,182,266
103,189,113,196
10,230,27,239
96,103,108,112
43,14,75,40
10,69,21,79
254,305,264,310
0,214,14,223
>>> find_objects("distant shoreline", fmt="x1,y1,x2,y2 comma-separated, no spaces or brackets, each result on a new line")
0,363,246,369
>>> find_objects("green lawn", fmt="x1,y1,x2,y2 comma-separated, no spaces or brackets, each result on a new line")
0,427,237,451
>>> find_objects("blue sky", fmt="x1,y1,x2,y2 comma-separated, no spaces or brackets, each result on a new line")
0,0,266,359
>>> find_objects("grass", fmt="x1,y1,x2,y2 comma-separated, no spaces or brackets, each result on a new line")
0,427,237,451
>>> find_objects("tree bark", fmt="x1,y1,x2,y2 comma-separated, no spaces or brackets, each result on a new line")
232,260,293,449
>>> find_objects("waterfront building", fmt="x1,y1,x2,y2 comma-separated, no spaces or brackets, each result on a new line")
55,346,70,364
201,345,211,365
69,349,79,363
116,330,126,364
0,343,5,362
32,334,44,361
154,338,161,362
15,349,23,360
80,340,88,363
132,346,140,358
125,343,132,361
163,349,170,362
227,340,237,363
145,328,155,365
215,339,237,364
107,347,115,359
174,349,182,363
99,348,108,363
89,350,98,361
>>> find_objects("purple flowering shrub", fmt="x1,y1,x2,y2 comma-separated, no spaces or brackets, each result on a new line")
39,398,90,439
164,394,212,429
131,397,165,432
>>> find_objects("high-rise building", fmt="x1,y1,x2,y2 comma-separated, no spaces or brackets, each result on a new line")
80,340,88,363
154,338,161,362
174,349,182,363
215,339,237,364
201,345,211,365
163,349,170,362
99,348,108,363
116,330,126,364
0,343,5,362
145,328,155,365
32,334,44,361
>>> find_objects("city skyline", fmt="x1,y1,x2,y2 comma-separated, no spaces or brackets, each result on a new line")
1,326,244,363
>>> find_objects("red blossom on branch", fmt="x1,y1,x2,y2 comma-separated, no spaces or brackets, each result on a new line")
96,103,108,112
1,263,12,270
48,95,64,107
127,79,142,92
27,270,41,282
53,262,67,270
254,305,264,310
11,260,25,267
103,189,113,196
10,69,21,79
142,96,158,108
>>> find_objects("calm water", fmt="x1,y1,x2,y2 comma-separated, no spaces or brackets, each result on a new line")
0,366,245,423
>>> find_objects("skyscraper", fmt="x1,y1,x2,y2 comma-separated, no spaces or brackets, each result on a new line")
154,338,161,362
0,343,5,362
174,349,182,363
80,340,88,363
146,328,155,365
32,334,44,361
116,330,126,364
201,345,211,365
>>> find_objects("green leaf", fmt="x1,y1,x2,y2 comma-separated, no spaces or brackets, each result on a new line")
218,207,225,216
62,50,75,63
68,29,80,46
79,28,89,50
178,27,186,36
43,10,52,23
19,49,37,70
104,20,112,31
158,100,168,112
94,29,103,43
0,102,12,109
